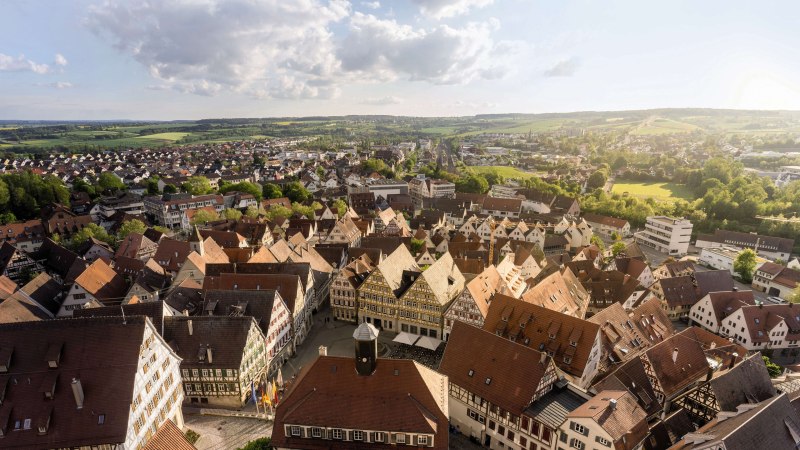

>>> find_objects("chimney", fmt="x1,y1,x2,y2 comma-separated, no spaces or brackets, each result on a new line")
71,378,84,409
319,345,328,356
672,347,679,363
188,320,193,336
609,398,617,410
540,352,547,365
729,352,739,369
206,347,213,364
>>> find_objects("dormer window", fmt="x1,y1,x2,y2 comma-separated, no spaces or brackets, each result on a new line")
485,377,492,385
468,369,474,377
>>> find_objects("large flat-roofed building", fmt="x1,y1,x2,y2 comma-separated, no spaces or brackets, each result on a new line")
366,179,409,197
696,229,794,262
0,316,184,449
634,216,693,256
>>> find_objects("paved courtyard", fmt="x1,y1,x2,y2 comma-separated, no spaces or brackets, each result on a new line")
185,414,271,450
281,305,404,380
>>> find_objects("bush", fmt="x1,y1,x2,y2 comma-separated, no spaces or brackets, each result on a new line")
185,429,200,445
237,437,273,450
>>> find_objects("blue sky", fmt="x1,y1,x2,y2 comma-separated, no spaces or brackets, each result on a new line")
2,0,800,120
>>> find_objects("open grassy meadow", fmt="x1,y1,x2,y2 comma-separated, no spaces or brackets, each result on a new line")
629,118,700,135
468,165,540,180
611,180,695,201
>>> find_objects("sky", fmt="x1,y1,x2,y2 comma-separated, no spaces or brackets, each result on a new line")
2,0,800,120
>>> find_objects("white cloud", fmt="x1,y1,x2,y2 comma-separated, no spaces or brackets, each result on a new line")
361,95,403,105
0,53,50,74
543,58,580,77
361,1,380,9
339,12,515,84
86,0,512,99
87,0,351,99
411,0,494,20
34,81,74,89
54,53,68,66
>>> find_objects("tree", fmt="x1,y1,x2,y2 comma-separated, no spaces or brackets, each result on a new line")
763,355,783,378
182,176,213,195
410,238,426,254
190,209,219,225
117,219,147,239
222,208,243,220
733,249,757,283
788,285,800,304
262,183,283,199
586,170,608,190
71,223,113,249
610,231,622,241
219,181,263,201
284,182,310,203
265,204,293,221
237,437,273,450
0,212,16,225
456,173,489,194
97,172,125,193
146,176,160,195
245,205,264,218
163,183,178,194
611,241,627,257
332,199,348,218
590,235,605,252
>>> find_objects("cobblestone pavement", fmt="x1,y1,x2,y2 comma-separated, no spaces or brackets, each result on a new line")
184,413,271,450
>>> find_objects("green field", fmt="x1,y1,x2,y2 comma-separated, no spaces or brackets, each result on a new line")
630,118,700,135
611,180,695,201
468,165,540,179
133,132,190,141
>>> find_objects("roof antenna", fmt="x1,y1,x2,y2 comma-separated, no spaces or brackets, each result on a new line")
120,305,126,325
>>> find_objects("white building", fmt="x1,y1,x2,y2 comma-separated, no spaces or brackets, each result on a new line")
634,216,693,256
699,246,768,274
718,303,800,351
557,390,647,450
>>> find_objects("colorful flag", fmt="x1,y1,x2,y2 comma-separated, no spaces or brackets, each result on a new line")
272,379,279,404
250,381,257,405
277,368,284,387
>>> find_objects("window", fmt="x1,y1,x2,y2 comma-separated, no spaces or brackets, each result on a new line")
596,436,611,447
311,427,322,438
98,414,105,425
468,369,474,377
418,435,428,445
396,433,406,444
571,422,587,436
290,426,301,437
489,420,496,431
375,432,384,442
332,429,342,440
485,377,492,385
569,438,585,449
541,428,551,443
353,430,364,441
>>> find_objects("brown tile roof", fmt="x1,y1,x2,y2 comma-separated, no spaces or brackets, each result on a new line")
482,197,522,213
203,274,301,315
74,259,128,304
483,294,600,378
568,390,647,448
74,301,168,335
582,213,629,229
18,272,62,316
694,270,734,297
0,316,149,448
519,269,589,318
705,290,756,324
153,238,193,273
644,329,711,398
142,419,196,450
272,355,448,450
199,229,247,249
657,276,699,308
163,315,259,368
440,321,550,415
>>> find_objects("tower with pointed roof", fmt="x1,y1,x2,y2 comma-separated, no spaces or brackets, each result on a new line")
188,225,204,256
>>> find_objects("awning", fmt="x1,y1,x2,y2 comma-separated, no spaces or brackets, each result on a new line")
392,332,419,346
415,335,442,351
